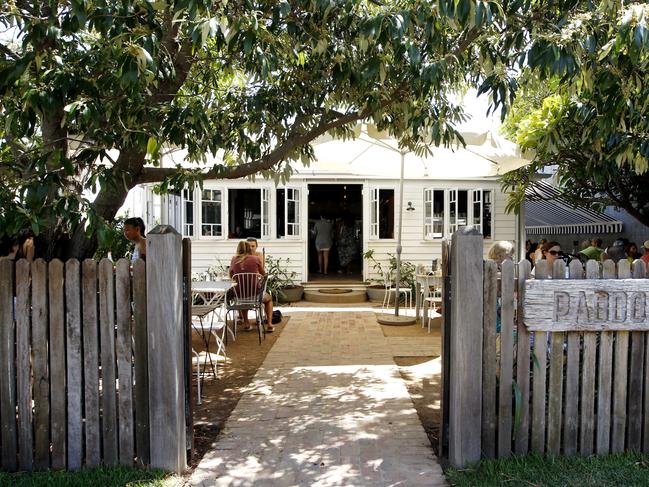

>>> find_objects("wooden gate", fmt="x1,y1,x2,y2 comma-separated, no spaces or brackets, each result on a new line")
0,226,190,473
441,227,649,467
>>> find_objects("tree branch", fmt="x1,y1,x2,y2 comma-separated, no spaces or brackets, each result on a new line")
0,43,19,60
137,108,371,184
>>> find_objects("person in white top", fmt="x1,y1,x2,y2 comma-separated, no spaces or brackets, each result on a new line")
124,217,147,263
531,241,564,277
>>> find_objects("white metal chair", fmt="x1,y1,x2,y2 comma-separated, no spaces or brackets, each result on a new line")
420,275,442,333
382,270,413,310
191,298,228,404
226,273,268,345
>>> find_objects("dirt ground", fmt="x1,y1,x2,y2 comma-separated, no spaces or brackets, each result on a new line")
188,309,443,468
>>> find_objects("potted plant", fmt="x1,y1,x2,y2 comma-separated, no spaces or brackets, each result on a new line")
363,250,416,302
265,255,304,303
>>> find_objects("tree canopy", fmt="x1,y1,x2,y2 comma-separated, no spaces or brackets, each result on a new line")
502,2,649,227
0,0,632,258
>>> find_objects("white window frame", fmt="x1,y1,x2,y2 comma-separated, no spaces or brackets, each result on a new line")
424,188,445,240
182,186,195,237
261,188,270,239
472,188,493,240
369,186,396,240
423,188,495,240
277,187,301,239
200,187,225,239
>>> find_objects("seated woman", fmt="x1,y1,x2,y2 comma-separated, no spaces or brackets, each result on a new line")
229,240,274,333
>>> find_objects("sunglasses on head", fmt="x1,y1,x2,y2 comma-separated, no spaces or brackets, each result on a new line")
547,250,562,256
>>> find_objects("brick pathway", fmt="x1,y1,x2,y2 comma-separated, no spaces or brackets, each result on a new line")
190,309,445,486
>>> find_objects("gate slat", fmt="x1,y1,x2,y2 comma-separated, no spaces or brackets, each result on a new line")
563,260,583,456
580,260,600,456
0,259,17,471
65,260,83,470
133,259,150,466
515,259,531,455
99,258,118,465
482,260,497,459
627,260,645,451
531,259,549,453
15,260,33,470
48,260,66,469
82,260,101,466
546,260,566,455
116,259,134,465
32,259,50,470
611,261,631,453
596,260,617,454
498,260,515,457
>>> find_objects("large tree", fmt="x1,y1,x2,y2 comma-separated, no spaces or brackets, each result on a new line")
501,2,649,226
0,0,612,259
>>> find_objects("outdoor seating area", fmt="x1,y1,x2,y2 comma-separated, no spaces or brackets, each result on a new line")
190,272,271,404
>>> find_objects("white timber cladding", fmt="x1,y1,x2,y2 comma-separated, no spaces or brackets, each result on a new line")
140,178,515,281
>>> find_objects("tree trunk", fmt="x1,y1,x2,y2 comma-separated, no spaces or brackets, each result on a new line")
65,150,146,260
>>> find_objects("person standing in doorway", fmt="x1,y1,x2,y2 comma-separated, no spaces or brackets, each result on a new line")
312,214,333,274
337,217,357,274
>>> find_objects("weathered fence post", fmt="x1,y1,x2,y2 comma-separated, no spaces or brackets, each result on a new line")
147,225,187,473
449,227,483,467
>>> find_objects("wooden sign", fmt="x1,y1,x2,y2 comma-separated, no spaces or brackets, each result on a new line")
524,279,649,331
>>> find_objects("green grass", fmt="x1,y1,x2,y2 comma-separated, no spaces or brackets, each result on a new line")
0,465,170,487
446,451,649,487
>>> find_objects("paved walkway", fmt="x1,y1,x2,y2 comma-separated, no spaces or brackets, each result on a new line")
190,309,445,486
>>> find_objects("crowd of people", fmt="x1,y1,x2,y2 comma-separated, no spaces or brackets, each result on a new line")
524,238,649,268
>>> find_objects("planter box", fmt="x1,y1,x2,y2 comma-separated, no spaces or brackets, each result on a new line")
367,285,392,303
277,285,304,303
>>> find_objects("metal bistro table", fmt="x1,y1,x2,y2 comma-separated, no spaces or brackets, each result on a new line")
191,280,236,379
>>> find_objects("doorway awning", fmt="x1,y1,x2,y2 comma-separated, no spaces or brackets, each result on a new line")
525,182,623,235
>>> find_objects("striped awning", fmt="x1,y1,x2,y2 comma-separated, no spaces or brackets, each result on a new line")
525,182,623,236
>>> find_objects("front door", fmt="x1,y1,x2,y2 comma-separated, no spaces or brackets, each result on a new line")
307,184,363,281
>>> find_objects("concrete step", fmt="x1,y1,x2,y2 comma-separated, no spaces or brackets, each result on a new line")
303,288,368,303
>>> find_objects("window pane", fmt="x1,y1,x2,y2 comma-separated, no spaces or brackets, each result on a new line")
183,188,194,237
276,189,286,238
483,190,492,239
458,190,468,228
378,189,394,239
201,189,222,237
433,190,444,237
228,189,261,239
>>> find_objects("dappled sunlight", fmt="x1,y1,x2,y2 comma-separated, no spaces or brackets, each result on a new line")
190,310,444,486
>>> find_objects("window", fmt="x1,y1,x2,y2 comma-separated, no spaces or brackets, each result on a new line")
277,188,301,238
201,189,223,237
424,188,493,239
370,188,395,239
472,189,493,239
227,189,270,239
424,189,445,239
182,187,194,237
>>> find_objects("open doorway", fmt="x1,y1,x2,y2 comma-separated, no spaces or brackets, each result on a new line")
308,184,363,282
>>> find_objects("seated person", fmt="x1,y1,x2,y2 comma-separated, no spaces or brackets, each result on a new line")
579,238,604,262
246,237,264,264
229,240,274,332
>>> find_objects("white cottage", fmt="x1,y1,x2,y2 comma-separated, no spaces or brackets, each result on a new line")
122,125,528,283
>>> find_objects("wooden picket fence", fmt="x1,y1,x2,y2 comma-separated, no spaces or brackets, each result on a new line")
0,258,149,472
443,228,649,467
